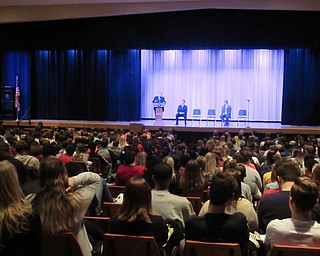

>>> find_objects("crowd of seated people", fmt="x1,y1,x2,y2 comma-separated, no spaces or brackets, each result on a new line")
1,125,320,255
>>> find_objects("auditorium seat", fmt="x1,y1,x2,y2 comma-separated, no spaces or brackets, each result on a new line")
192,109,201,126
185,196,203,215
108,185,125,198
41,232,83,256
183,240,242,256
102,202,122,218
206,109,216,125
90,158,103,175
84,216,110,232
103,234,161,256
237,109,247,126
270,244,320,256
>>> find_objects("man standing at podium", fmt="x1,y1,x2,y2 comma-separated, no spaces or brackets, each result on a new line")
175,99,188,126
153,92,166,112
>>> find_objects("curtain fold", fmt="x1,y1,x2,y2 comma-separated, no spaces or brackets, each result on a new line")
282,49,320,125
32,49,140,121
1,51,31,120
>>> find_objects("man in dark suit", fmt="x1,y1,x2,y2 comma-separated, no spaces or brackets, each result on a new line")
220,100,232,126
175,99,188,125
153,92,166,112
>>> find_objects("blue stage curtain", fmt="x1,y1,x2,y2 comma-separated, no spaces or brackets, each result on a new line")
32,49,140,121
282,49,320,125
0,51,31,120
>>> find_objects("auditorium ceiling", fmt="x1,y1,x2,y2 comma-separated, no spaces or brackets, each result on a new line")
0,0,320,23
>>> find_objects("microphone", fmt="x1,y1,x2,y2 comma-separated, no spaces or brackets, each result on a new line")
247,99,250,102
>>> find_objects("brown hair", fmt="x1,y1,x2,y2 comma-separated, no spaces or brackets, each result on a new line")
118,177,152,223
32,156,81,234
291,177,319,211
180,159,205,191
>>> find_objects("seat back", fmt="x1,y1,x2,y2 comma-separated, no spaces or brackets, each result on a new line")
193,109,201,116
73,161,88,172
207,109,216,116
41,232,83,256
90,157,103,174
84,216,110,232
102,202,122,217
108,185,125,198
185,196,203,215
270,244,320,256
183,240,242,256
238,109,247,117
103,233,161,256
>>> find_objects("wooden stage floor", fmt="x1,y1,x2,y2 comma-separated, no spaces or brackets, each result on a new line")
4,119,320,136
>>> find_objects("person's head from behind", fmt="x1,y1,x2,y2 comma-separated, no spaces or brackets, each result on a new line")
210,172,238,207
33,156,78,234
196,155,205,172
0,160,33,244
266,150,278,165
135,151,147,167
101,139,108,149
0,160,24,209
305,154,318,178
120,150,135,165
152,162,173,190
223,168,242,201
238,148,252,164
236,163,246,182
38,156,69,189
180,159,205,191
42,142,56,157
65,143,76,157
276,161,300,185
163,156,175,178
311,164,320,187
205,152,218,175
290,177,319,213
119,177,152,223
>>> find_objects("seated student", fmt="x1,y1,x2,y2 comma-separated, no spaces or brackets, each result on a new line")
108,177,168,252
265,177,320,252
151,162,194,228
0,160,41,256
59,143,76,164
185,172,249,254
199,167,258,232
115,150,146,186
258,160,300,234
179,159,208,196
32,156,100,256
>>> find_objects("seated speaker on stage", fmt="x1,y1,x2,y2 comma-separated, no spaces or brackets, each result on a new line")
175,99,188,125
220,100,232,126
152,92,166,113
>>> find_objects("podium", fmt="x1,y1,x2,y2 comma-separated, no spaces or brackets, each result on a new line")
153,103,165,125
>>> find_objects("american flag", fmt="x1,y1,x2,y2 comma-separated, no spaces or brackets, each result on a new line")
15,76,20,112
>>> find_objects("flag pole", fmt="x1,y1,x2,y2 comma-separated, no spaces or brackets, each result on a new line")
15,76,20,121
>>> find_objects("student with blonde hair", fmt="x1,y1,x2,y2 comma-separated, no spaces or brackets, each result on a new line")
0,160,41,256
204,152,219,181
